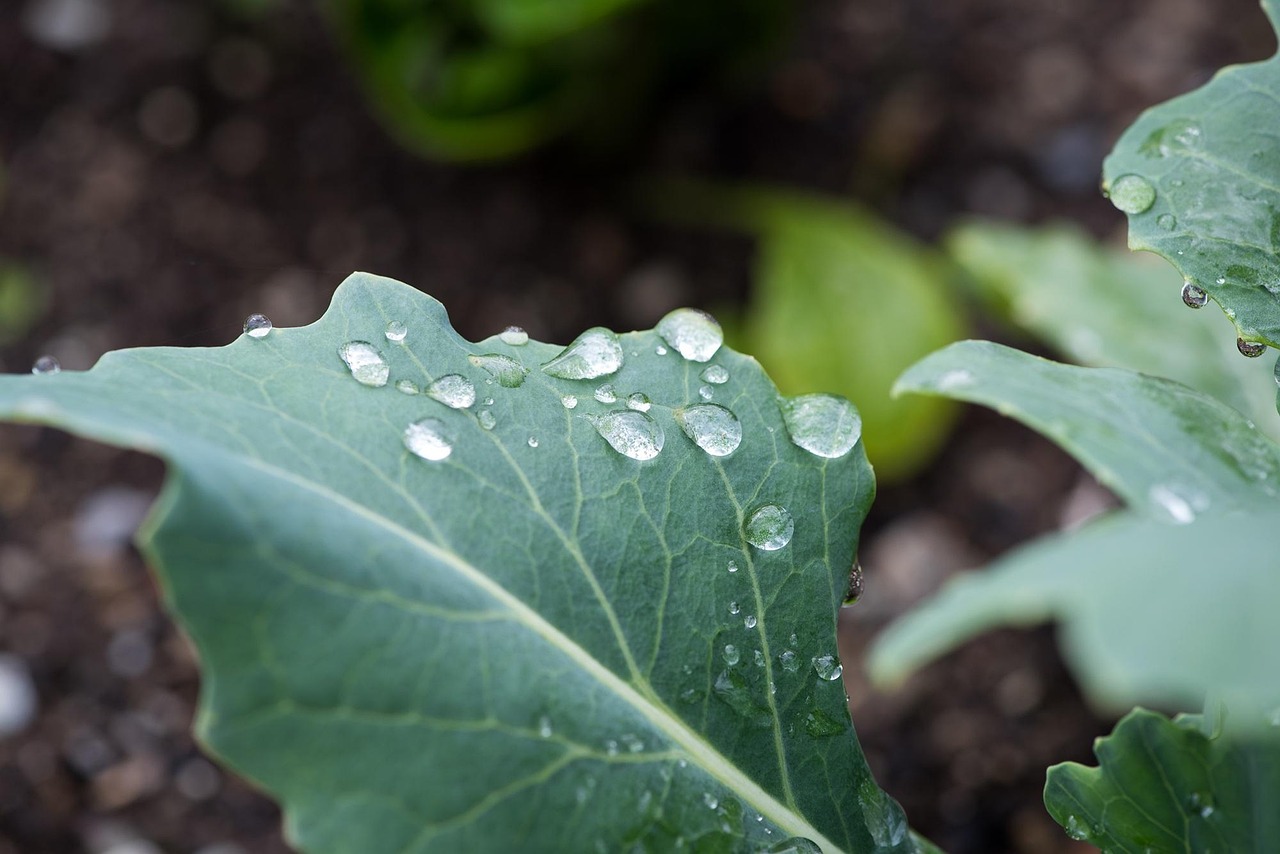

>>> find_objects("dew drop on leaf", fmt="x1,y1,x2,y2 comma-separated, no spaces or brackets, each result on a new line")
626,392,651,412
243,313,272,338
384,320,407,342
698,385,714,401
1237,338,1267,358
1149,483,1207,524
779,650,798,672
561,394,578,409
728,601,740,615
425,374,476,409
537,716,552,738
468,354,529,387
31,355,60,375
403,418,453,461
656,308,723,362
1108,174,1156,214
527,436,539,448
753,649,765,667
727,560,738,573
936,369,974,391
586,410,664,461
779,393,862,459
700,364,729,384
338,341,390,387
594,383,617,403
803,708,844,738
1181,282,1208,308
744,504,794,551
477,410,497,431
702,793,719,810
744,615,757,629
1157,213,1177,231
541,328,624,379
395,379,419,395
499,326,528,346
762,837,822,854
722,644,740,666
811,653,843,681
1064,815,1090,841
676,404,742,457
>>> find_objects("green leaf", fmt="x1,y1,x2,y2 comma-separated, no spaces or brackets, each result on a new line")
1102,0,1280,349
869,509,1280,732
946,220,1280,439
0,273,919,853
1045,708,1280,851
735,190,968,482
893,341,1280,521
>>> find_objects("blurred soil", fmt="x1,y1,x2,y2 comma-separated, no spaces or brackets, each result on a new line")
0,0,1273,852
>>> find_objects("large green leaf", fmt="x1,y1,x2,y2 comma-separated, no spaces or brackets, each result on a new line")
1045,708,1280,851
0,273,922,853
1102,0,1280,350
946,220,1280,439
892,341,1280,521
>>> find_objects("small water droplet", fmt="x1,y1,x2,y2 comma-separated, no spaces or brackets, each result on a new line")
499,326,529,346
744,615,757,629
744,505,794,551
1238,338,1267,358
1157,213,1177,231
676,404,742,457
538,715,553,738
789,633,798,646
395,379,419,395
586,410,664,461
1149,483,1206,524
698,385,714,401
811,653,843,681
243,313,272,338
937,369,974,391
621,733,644,753
403,418,453,461
31,355,60,375
426,374,476,409
1108,174,1156,214
1182,282,1208,308
723,644,740,666
478,410,497,430
527,436,539,448
655,345,667,355
727,560,738,573
1216,276,1227,285
384,320,407,342
754,649,765,667
728,601,741,615
762,838,822,854
605,739,619,756
700,364,729,385
780,650,798,672
561,394,578,409
594,383,617,403
541,327,624,379
702,793,719,810
626,392,651,412
1064,815,1090,841
657,308,723,362
468,354,529,387
338,341,390,387
484,397,494,406
780,394,862,458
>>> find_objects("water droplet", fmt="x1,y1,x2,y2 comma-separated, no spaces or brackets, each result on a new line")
1108,174,1156,214
1182,282,1208,308
468,354,529,387
31,355,60,375
789,633,798,646
243,313,272,338
626,392,651,412
395,379,419,395
779,650,798,672
723,644,740,666
426,374,476,409
744,615,757,629
811,653,843,681
499,326,528,346
727,560,738,573
1216,276,1227,285
937,369,974,391
779,394,862,459
1064,815,1090,841
541,327,624,379
384,320,407,342
621,733,644,753
403,418,453,461
699,364,729,385
1157,213,1177,231
594,383,617,403
478,410,497,430
762,838,822,854
804,708,845,738
744,505,794,551
538,715,553,738
338,341,390,387
1149,483,1207,524
605,739,618,756
561,394,578,409
675,404,742,457
655,345,667,356
702,793,719,810
656,308,723,362
728,601,741,615
698,385,714,401
586,410,664,461
1238,338,1267,358
527,436,539,448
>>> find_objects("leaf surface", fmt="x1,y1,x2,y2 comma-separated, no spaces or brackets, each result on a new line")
1102,0,1280,349
0,273,916,853
1045,708,1280,851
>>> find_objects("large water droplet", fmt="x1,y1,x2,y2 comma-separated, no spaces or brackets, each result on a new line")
656,308,723,362
468,354,529,387
722,644,740,666
31,355,60,375
587,410,664,461
403,418,453,461
1108,174,1156,214
426,374,476,409
780,394,862,459
499,326,529,346
811,653,843,681
541,327,624,379
762,838,822,854
243,313,272,338
338,341,390,387
701,364,729,384
384,320,407,342
1181,282,1208,308
1238,338,1267,358
676,404,742,457
594,383,617,404
626,392,651,412
744,504,793,551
